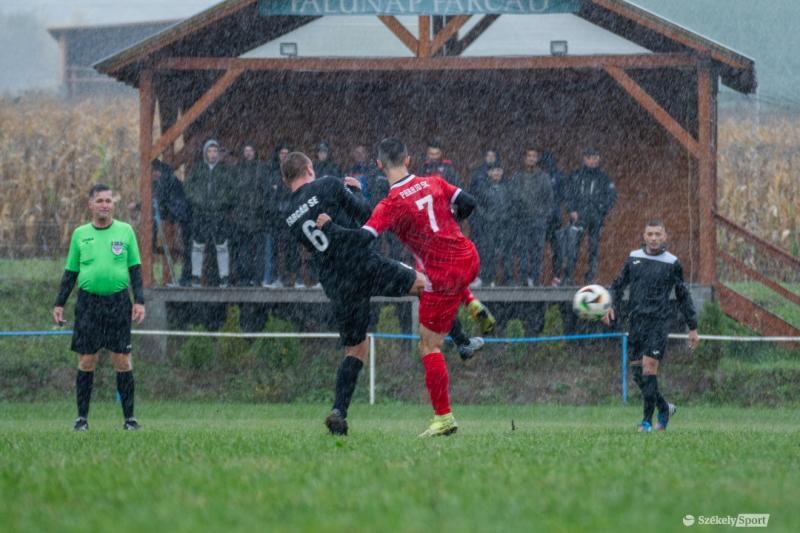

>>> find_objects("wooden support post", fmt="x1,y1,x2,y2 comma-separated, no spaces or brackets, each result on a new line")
138,69,155,288
418,16,430,57
604,65,700,157
150,68,243,162
697,64,716,284
430,15,471,57
378,16,418,55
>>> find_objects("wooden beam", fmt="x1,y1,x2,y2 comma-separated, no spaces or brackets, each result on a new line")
150,68,243,161
138,69,155,288
157,53,699,72
714,212,800,270
430,15,471,57
604,65,700,158
377,16,418,55
450,14,498,56
697,65,715,284
715,283,800,339
718,251,800,308
418,16,430,57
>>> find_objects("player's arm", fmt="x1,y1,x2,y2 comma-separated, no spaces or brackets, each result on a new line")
452,189,477,221
603,260,630,325
673,260,699,348
316,214,376,246
338,177,372,225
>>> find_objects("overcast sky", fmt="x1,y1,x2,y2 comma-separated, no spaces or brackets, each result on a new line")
1,0,217,26
1,0,799,106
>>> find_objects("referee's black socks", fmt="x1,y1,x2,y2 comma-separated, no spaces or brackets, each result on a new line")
332,356,363,419
76,370,94,419
116,371,135,419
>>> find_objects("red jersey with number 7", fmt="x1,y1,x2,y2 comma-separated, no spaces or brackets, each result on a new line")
363,174,479,292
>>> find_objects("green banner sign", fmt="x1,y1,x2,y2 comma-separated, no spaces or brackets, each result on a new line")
259,0,582,16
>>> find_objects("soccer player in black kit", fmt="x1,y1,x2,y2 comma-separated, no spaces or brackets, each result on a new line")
603,220,699,432
280,152,486,436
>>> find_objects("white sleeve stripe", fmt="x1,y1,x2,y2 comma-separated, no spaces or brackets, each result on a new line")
363,225,379,238
450,188,462,204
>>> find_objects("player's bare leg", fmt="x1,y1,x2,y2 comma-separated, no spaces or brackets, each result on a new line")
418,326,458,437
112,353,139,430
326,340,369,436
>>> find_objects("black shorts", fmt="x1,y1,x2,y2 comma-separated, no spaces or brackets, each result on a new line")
71,289,133,355
628,316,668,362
324,255,417,347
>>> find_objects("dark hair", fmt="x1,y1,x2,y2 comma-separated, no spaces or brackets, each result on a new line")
645,219,666,231
583,147,600,157
89,183,111,198
377,138,408,169
427,137,442,150
281,152,312,182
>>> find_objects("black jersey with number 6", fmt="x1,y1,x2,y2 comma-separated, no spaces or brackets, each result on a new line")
281,176,373,282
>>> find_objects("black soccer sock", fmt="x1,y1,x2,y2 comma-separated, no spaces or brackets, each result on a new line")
641,375,658,424
654,378,669,414
632,365,644,392
332,356,363,419
449,319,470,347
76,370,94,419
116,371,135,419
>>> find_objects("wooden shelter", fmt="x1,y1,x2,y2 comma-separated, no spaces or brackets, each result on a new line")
95,0,756,290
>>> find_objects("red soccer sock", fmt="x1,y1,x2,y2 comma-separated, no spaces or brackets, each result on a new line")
422,352,451,416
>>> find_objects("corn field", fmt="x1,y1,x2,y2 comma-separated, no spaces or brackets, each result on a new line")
0,95,798,260
0,95,139,257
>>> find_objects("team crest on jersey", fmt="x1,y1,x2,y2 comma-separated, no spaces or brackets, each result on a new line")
111,241,124,255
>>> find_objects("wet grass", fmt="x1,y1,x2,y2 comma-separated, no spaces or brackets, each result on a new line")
0,402,798,532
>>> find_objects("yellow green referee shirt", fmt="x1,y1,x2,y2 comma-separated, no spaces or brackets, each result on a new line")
65,220,141,295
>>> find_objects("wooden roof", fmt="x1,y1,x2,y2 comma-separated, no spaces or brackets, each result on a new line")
94,0,755,93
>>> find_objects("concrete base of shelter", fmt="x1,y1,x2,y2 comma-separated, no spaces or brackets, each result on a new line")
140,286,713,359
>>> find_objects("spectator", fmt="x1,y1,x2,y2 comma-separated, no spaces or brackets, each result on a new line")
349,144,381,204
473,163,512,287
262,143,290,287
509,148,553,287
151,160,191,287
313,141,343,179
469,148,500,191
419,138,462,187
185,139,235,287
232,143,268,287
269,142,303,287
538,152,567,285
565,147,617,283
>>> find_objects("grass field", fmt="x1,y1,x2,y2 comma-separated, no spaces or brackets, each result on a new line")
1,403,798,532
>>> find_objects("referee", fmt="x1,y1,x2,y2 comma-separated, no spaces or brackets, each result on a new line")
603,219,699,432
52,184,145,431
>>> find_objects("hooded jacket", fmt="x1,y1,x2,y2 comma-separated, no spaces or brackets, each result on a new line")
185,139,235,217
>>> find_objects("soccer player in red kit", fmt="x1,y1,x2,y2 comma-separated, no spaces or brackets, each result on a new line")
317,138,485,437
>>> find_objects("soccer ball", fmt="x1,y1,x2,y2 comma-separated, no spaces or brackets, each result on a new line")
572,284,612,320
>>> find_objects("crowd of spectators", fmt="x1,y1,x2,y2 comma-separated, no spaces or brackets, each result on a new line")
147,138,616,289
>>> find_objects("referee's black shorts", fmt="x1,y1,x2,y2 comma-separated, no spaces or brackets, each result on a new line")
71,289,133,355
628,316,668,362
324,254,417,347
